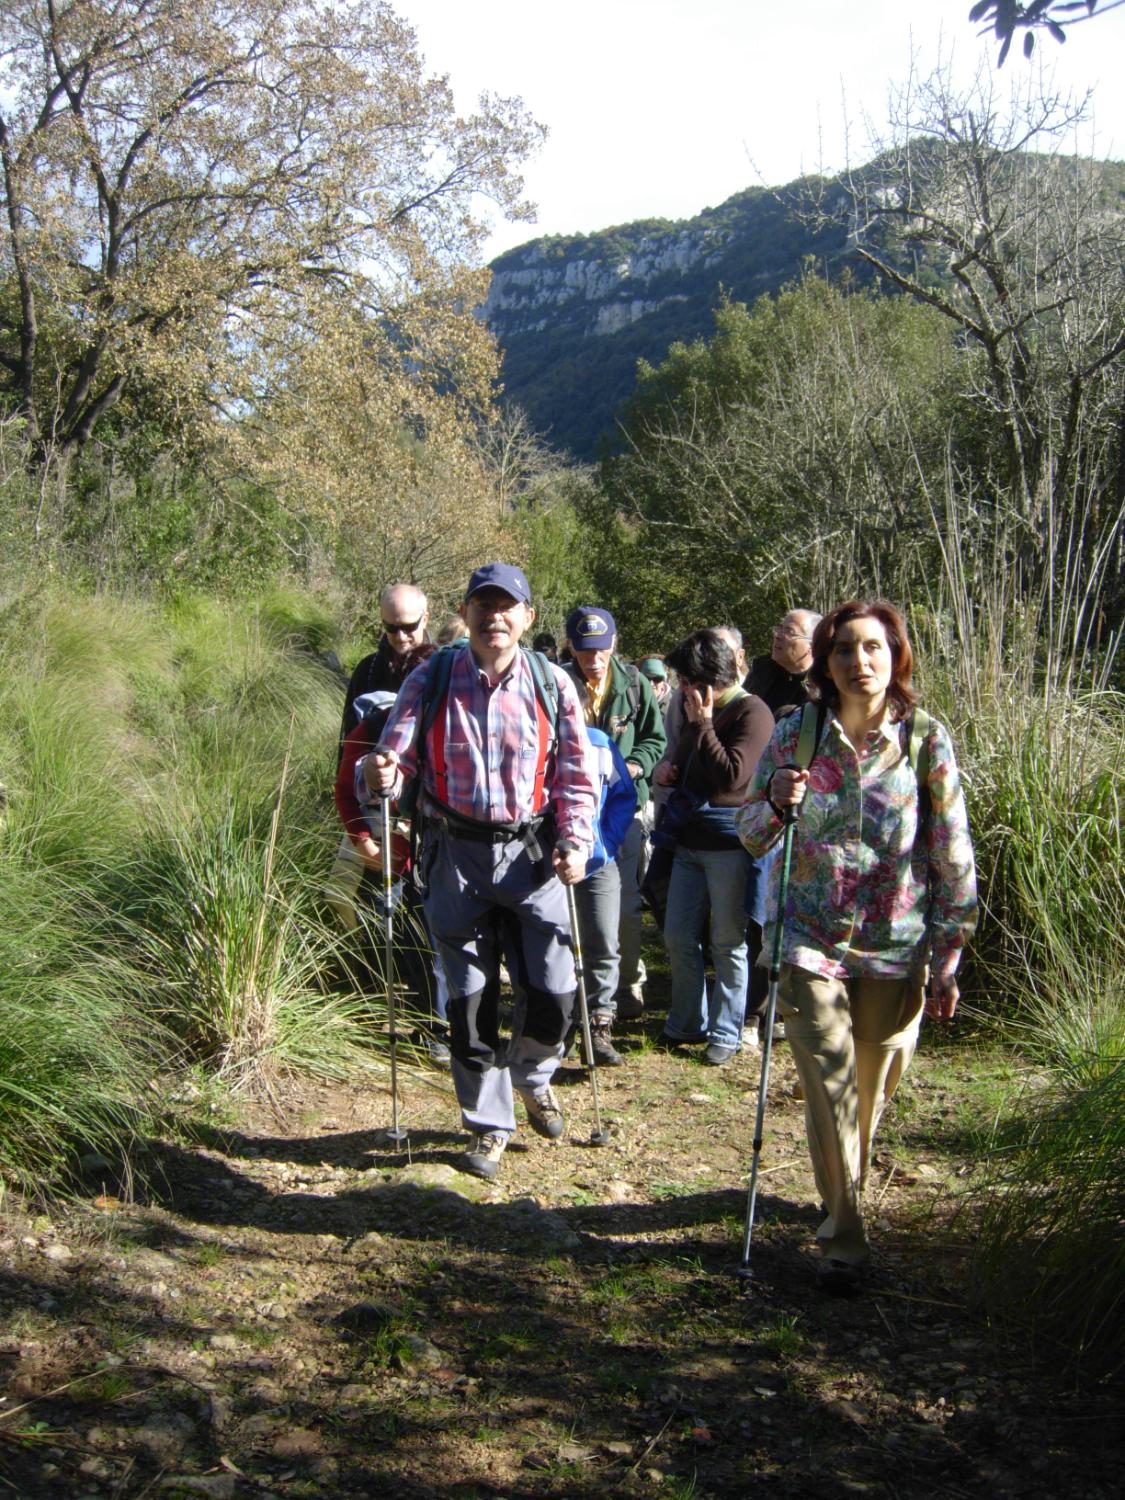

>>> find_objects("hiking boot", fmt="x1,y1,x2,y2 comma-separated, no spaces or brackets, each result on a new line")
589,1018,623,1067
462,1131,508,1180
516,1084,565,1140
614,985,645,1020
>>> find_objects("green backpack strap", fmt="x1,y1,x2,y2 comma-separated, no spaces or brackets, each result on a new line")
520,646,560,750
622,661,642,721
795,701,828,769
907,708,932,831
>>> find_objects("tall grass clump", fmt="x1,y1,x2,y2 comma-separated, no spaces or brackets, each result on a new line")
0,580,391,1196
912,465,1125,1374
0,862,166,1195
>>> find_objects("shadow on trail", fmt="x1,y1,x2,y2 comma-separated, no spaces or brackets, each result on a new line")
140,1136,808,1263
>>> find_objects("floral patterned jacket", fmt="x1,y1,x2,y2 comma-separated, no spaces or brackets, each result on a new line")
737,709,977,982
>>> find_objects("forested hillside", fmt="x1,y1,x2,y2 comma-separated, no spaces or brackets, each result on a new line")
485,153,1125,459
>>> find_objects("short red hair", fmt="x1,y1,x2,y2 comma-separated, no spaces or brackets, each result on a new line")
807,599,918,720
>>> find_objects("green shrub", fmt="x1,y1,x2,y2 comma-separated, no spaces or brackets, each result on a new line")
0,583,393,1195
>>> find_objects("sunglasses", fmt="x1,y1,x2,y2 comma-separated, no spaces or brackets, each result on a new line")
383,617,424,637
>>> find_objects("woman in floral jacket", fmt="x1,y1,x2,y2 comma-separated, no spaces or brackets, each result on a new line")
737,600,976,1294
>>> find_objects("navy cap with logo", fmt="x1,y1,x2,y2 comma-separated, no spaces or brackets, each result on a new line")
464,562,532,605
566,606,617,650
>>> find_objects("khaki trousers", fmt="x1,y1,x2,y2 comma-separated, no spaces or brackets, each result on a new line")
778,965,925,1265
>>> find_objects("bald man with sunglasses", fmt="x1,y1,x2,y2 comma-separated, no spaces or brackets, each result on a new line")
338,584,431,762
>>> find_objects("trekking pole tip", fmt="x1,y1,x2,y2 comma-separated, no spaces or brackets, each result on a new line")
589,1127,610,1146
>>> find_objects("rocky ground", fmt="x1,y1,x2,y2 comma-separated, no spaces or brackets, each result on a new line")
1,958,1121,1499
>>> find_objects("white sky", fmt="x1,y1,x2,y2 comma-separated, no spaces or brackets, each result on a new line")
395,0,1125,261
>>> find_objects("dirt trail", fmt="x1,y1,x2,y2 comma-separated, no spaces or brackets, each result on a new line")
1,985,1121,1499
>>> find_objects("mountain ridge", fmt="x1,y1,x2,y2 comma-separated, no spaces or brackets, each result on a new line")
482,175,867,459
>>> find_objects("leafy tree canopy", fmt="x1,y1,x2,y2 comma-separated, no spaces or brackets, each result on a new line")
0,0,543,468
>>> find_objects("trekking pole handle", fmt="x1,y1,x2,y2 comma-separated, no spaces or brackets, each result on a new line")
771,762,806,825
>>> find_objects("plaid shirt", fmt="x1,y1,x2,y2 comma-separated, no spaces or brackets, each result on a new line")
375,646,596,854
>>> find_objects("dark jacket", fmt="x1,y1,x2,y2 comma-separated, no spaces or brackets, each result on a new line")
743,653,810,719
338,639,424,763
562,655,666,809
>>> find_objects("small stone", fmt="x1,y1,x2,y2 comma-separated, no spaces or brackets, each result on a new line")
158,1476,235,1499
209,1333,240,1351
271,1427,323,1458
137,1411,197,1462
41,1243,72,1262
394,1333,444,1372
335,1300,394,1334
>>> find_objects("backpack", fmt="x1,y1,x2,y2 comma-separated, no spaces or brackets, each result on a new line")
397,642,560,821
794,702,932,829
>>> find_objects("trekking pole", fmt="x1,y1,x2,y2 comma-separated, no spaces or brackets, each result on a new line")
737,794,800,1283
380,791,407,1147
565,884,610,1146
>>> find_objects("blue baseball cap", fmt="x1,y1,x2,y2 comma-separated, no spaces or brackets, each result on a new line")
464,562,532,605
566,606,617,650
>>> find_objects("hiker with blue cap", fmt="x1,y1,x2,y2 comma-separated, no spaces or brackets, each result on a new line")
360,563,597,1180
563,606,666,1053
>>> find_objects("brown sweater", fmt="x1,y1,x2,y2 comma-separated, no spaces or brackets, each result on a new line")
670,691,774,849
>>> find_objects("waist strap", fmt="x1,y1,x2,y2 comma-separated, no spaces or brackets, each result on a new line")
423,796,548,849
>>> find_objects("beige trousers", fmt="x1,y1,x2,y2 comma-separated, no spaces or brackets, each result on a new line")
778,965,925,1265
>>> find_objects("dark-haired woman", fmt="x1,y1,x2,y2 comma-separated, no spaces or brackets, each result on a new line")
655,630,774,1062
738,601,976,1292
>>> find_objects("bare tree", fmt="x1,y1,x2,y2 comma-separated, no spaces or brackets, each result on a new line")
834,63,1125,581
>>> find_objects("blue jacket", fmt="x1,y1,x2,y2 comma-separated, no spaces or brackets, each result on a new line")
586,726,637,873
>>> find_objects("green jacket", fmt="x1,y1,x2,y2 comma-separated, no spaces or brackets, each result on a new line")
563,656,666,809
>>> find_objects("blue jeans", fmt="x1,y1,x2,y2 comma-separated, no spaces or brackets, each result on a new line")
663,846,750,1048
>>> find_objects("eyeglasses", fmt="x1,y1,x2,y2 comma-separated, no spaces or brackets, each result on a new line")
773,625,811,641
383,617,424,637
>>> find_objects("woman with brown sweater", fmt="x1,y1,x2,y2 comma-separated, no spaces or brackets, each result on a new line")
654,630,774,1063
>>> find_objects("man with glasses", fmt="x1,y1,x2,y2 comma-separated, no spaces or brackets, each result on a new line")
338,583,431,760
362,564,595,1181
744,609,822,718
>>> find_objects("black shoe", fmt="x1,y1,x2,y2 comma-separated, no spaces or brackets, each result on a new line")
659,1029,709,1047
816,1258,863,1297
589,1019,624,1067
614,988,645,1020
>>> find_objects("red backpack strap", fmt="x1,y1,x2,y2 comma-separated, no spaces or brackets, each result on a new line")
430,677,450,805
530,689,551,812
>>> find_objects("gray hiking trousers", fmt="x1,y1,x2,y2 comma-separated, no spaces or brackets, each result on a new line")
419,827,576,1135
572,857,621,1022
